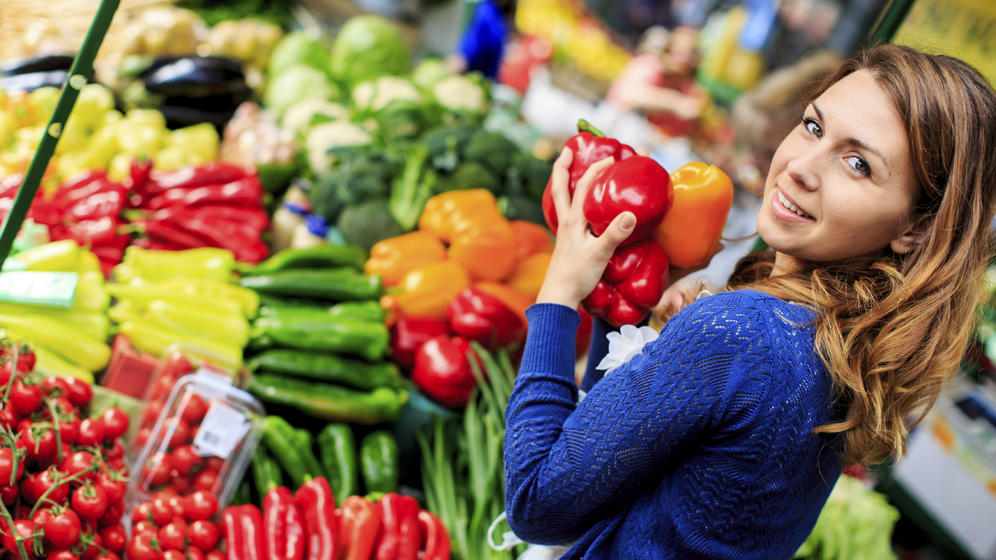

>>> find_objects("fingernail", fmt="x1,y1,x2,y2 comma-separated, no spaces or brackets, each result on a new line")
619,213,636,230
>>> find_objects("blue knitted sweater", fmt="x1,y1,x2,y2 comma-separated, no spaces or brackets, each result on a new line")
504,290,843,559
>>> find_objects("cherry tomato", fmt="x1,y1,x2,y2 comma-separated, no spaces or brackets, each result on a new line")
163,417,191,449
98,499,125,528
43,375,71,397
169,444,201,476
150,494,176,526
132,520,160,536
103,439,125,462
95,554,120,560
0,446,24,484
63,377,93,407
166,494,186,518
134,426,153,450
187,519,219,551
71,484,109,521
202,457,225,473
77,418,105,447
49,550,80,560
31,507,54,527
22,467,69,505
95,472,127,504
184,547,207,560
0,484,18,505
1,519,37,559
192,469,219,493
45,507,82,548
162,550,186,560
126,531,162,560
13,347,36,372
100,524,127,553
60,451,97,482
10,378,43,415
79,532,104,560
0,402,19,429
143,452,173,488
178,393,207,425
18,423,57,462
99,408,129,441
171,475,193,495
158,518,187,551
206,551,225,560
181,491,218,521
132,502,154,524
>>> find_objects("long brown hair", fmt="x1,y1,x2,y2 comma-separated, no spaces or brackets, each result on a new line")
729,45,996,465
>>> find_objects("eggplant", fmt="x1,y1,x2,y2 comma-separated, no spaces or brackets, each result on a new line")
158,104,236,130
0,70,69,92
139,56,247,98
0,54,74,76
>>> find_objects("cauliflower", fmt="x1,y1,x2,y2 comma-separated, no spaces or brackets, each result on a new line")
281,99,350,135
432,74,488,115
352,76,421,112
305,120,372,175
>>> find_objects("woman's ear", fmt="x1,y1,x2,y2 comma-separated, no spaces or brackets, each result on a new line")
890,223,926,254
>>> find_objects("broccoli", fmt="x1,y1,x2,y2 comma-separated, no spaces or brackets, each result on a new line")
309,150,397,222
506,153,553,200
389,145,436,231
499,194,546,225
434,161,501,195
463,130,518,178
421,123,476,172
337,199,405,251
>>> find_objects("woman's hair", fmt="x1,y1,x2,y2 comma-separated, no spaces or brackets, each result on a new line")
728,44,996,466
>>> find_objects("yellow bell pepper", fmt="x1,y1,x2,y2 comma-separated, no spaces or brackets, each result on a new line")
0,313,109,372
652,162,733,268
388,260,470,320
365,231,448,288
506,251,552,301
417,189,502,242
510,220,554,261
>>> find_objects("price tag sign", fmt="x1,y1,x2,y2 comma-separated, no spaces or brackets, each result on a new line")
193,399,250,460
0,271,78,307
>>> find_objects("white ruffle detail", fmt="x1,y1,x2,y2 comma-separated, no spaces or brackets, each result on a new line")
594,324,659,374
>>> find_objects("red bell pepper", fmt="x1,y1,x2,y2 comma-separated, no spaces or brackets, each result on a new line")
411,335,485,408
447,287,525,349
339,495,381,560
390,315,450,369
417,510,450,560
222,504,266,560
146,176,263,211
583,155,674,247
374,493,420,560
148,161,248,194
63,189,126,222
582,238,670,327
542,119,637,234
265,486,306,560
295,477,340,560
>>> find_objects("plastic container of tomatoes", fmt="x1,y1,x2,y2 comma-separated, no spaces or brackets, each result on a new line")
125,367,265,517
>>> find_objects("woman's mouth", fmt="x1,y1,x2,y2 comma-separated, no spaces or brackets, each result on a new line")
776,191,813,219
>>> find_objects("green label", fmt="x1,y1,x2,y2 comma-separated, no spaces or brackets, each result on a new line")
0,271,78,307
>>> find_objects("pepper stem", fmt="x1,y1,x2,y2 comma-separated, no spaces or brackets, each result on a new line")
576,119,606,137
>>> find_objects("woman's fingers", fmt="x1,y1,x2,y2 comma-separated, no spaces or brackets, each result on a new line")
593,211,636,258
570,157,614,216
550,148,574,223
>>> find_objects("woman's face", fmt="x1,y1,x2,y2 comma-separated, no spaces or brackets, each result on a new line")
756,70,920,274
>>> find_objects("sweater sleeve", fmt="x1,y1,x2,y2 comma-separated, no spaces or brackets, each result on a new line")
504,294,763,544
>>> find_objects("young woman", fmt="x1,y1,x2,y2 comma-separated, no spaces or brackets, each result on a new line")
503,44,996,558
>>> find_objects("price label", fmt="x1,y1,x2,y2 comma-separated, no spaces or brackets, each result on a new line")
192,399,249,460
0,271,77,307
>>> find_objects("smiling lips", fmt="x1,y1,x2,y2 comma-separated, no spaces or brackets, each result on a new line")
777,190,813,219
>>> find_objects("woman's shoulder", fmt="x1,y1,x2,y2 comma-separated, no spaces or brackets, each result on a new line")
672,289,817,335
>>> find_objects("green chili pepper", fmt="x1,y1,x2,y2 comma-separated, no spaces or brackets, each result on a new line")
232,477,253,506
250,312,389,361
249,349,402,390
317,423,358,505
240,268,382,301
360,430,400,494
247,244,367,274
251,447,284,497
295,428,325,484
260,415,310,487
248,374,407,425
257,298,385,323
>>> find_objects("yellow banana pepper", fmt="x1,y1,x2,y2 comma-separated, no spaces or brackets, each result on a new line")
7,240,80,271
118,320,242,373
0,313,109,371
146,300,250,348
1,329,93,383
107,284,244,318
119,246,236,283
0,302,109,341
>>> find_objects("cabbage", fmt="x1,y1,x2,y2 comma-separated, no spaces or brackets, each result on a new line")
412,58,452,90
329,15,411,87
794,475,899,560
268,31,332,77
264,65,340,118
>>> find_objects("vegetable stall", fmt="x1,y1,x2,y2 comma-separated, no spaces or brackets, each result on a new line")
0,2,909,559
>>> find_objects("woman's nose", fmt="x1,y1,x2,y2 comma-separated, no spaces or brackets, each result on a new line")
784,150,821,192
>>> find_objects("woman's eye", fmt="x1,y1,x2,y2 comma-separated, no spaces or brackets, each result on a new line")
846,155,871,176
803,118,822,138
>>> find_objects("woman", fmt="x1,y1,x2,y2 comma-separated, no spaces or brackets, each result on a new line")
503,44,996,558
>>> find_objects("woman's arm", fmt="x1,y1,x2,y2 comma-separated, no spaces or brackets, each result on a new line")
580,316,613,392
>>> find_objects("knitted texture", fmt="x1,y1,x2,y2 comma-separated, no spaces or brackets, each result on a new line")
505,290,843,559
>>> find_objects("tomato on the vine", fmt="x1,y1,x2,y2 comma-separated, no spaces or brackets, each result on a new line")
99,524,127,553
42,375,71,397
1,519,38,559
162,550,186,560
48,550,80,560
184,547,207,560
0,446,24,483
18,423,57,462
126,531,163,560
99,499,125,528
22,467,69,505
95,472,126,504
60,450,97,482
99,408,129,441
206,550,225,560
76,418,105,447
10,378,43,415
0,484,18,505
63,377,93,407
71,483,109,521
45,507,83,549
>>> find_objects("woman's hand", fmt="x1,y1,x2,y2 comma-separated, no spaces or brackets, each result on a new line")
536,148,636,310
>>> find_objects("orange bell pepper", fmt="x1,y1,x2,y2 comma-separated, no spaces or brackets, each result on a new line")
510,220,554,261
418,189,501,242
475,282,533,328
652,161,733,268
506,251,551,301
365,231,447,287
448,219,517,282
391,260,470,320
